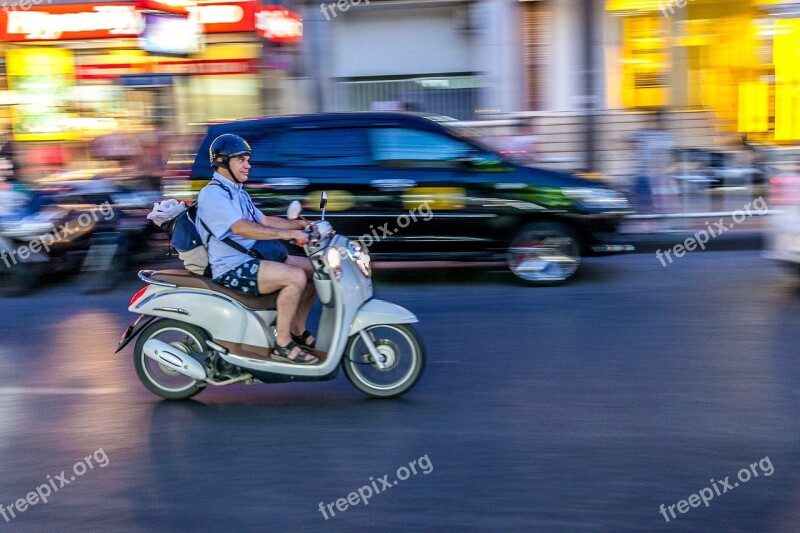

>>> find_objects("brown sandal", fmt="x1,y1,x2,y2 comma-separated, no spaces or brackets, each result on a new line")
271,341,319,365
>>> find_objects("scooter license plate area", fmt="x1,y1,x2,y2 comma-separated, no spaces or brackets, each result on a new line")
120,322,136,343
116,315,152,353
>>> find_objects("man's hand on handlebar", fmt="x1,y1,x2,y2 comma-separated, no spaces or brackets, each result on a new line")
287,229,309,247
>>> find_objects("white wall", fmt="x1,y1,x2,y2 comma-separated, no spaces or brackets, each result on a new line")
548,0,583,111
328,6,473,78
472,0,524,113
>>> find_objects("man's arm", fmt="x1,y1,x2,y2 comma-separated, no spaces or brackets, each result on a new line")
230,219,307,244
258,215,306,231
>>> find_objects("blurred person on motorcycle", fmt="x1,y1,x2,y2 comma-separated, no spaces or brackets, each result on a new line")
0,132,50,216
196,133,320,365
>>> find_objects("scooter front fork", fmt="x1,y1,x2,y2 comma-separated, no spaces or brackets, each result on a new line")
358,329,388,370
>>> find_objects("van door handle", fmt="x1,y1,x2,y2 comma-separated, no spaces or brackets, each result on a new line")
370,179,417,190
265,177,310,188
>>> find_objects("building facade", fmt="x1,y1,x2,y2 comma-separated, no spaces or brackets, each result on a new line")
0,0,304,146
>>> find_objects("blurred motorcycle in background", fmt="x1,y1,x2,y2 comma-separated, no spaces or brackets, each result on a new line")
0,186,96,296
79,189,164,294
0,171,167,296
36,171,166,294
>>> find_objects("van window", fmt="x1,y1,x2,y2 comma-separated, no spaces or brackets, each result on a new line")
271,128,372,167
246,132,276,164
369,128,474,168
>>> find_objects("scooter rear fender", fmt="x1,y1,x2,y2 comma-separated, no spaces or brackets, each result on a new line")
129,286,275,347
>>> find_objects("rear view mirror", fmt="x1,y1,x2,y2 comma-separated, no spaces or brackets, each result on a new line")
319,191,328,221
287,200,302,220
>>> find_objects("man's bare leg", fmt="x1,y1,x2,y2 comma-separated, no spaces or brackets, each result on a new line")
257,260,312,361
286,256,317,341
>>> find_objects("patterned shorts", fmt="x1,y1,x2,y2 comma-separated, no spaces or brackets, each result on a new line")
214,259,261,295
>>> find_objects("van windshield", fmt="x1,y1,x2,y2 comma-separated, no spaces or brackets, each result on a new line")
431,118,508,160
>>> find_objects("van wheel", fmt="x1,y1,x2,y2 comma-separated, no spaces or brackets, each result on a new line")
506,222,581,286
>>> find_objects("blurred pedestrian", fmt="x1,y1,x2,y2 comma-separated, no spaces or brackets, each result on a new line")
630,109,679,219
136,128,167,192
500,121,540,165
0,130,16,184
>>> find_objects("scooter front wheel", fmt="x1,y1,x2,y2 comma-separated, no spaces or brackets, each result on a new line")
342,324,425,398
133,319,208,400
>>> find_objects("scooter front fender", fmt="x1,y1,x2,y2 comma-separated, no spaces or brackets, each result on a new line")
349,299,418,336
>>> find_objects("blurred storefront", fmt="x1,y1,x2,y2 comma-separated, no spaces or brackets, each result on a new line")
0,0,303,179
605,0,800,144
304,0,487,120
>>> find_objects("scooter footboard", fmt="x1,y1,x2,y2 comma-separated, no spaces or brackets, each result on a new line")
348,299,418,336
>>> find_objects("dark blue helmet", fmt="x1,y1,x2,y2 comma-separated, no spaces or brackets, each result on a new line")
209,133,252,168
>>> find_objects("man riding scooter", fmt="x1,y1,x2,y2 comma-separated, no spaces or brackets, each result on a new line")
196,134,319,365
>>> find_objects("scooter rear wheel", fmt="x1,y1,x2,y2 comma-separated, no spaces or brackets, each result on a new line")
342,324,425,398
133,319,209,400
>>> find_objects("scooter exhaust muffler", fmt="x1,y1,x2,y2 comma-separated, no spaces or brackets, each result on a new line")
142,339,208,380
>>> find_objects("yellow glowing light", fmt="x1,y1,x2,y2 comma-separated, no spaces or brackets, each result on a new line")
302,190,354,212
738,81,769,133
774,18,800,140
6,48,77,142
403,187,466,211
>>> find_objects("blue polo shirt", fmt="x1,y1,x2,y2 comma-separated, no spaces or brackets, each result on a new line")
196,173,264,279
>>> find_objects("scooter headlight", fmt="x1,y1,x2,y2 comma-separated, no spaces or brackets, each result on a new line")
324,247,342,280
348,240,371,278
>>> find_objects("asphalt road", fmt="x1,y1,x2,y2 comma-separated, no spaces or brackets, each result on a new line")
0,251,799,531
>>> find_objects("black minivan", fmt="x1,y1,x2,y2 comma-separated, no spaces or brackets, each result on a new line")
189,112,632,285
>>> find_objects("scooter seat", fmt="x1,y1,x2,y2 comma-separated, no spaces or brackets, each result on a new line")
149,269,278,311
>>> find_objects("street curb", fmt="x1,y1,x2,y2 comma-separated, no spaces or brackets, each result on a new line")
621,232,763,254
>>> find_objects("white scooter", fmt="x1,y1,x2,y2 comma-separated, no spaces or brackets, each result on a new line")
116,193,425,400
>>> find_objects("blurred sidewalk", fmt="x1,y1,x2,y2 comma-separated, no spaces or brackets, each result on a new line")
618,210,766,254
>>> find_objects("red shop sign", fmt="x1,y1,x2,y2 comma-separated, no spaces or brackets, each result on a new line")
186,1,255,33
136,0,195,16
255,6,301,43
76,58,257,79
0,4,143,41
153,58,257,75
75,63,139,80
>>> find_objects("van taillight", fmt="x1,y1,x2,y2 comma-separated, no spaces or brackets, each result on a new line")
129,286,149,308
770,176,800,206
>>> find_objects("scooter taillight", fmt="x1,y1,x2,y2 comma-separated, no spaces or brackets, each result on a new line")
129,286,149,308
